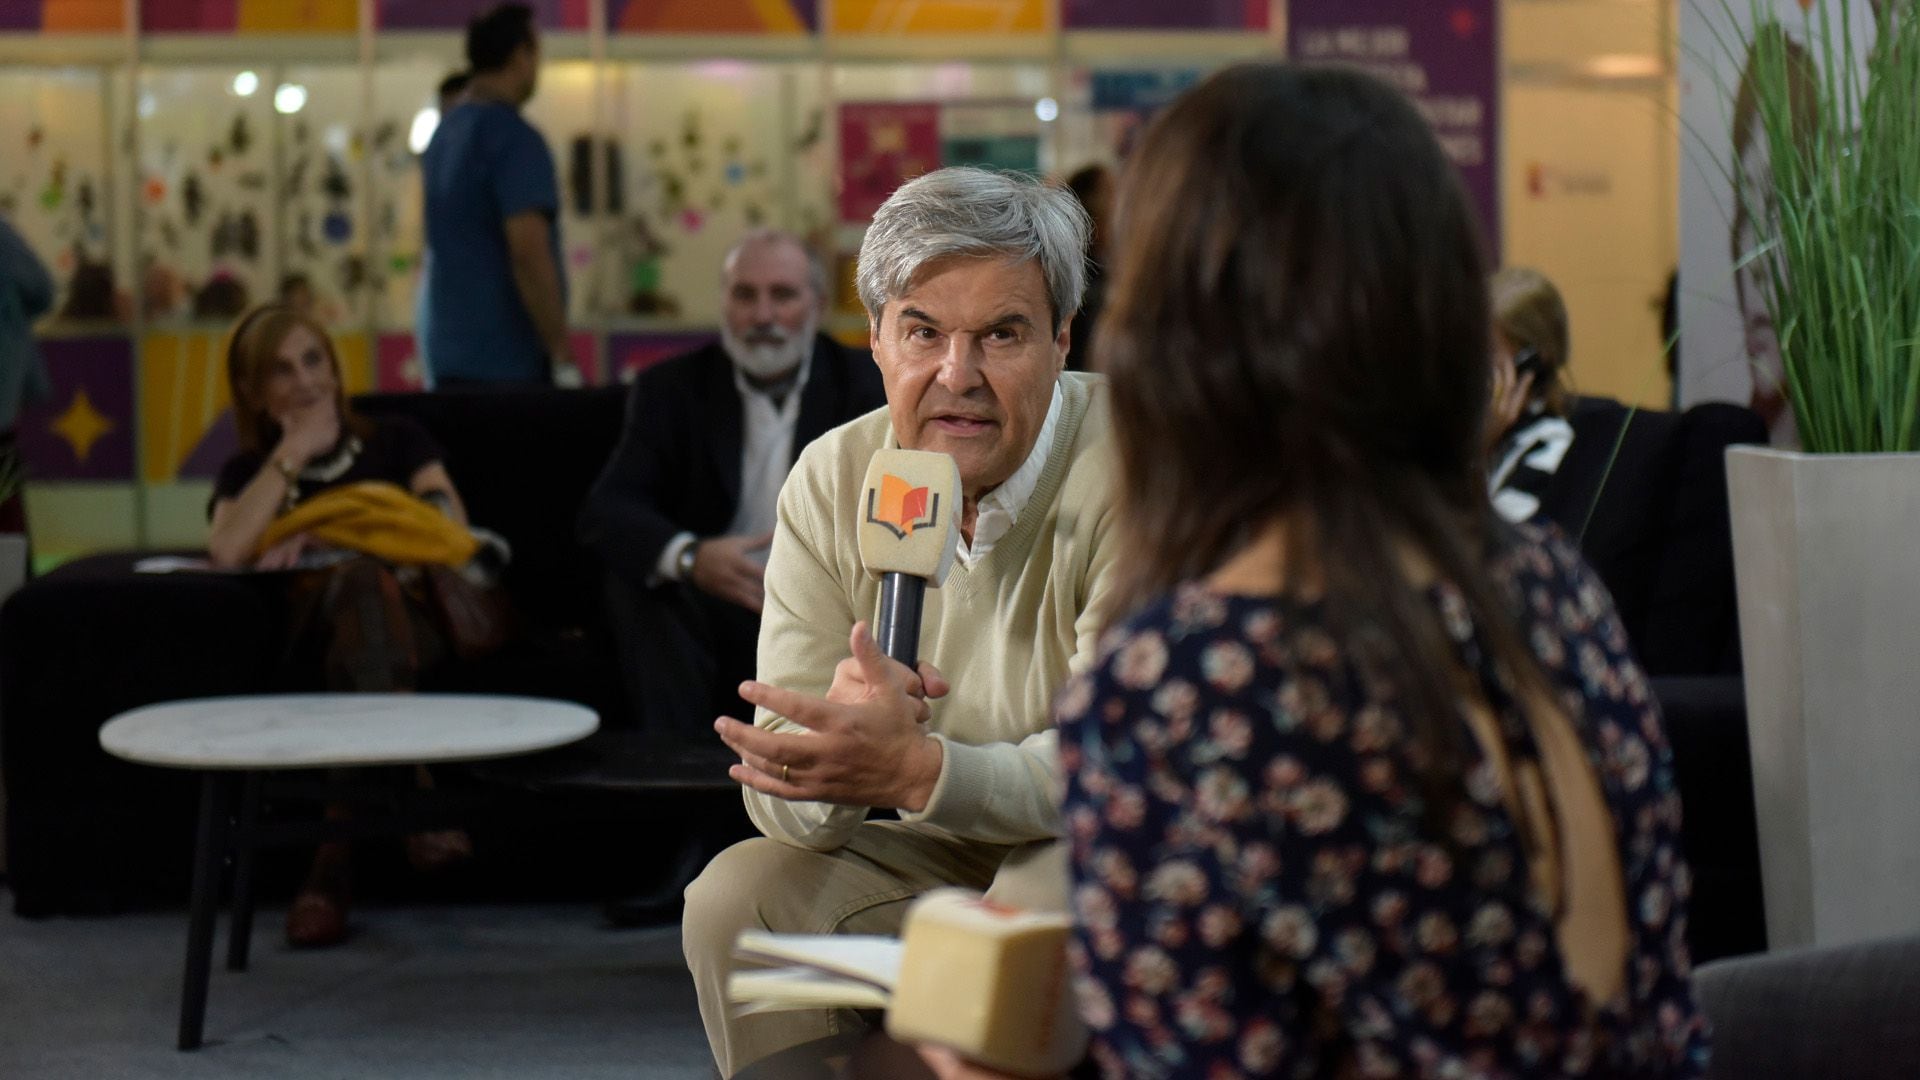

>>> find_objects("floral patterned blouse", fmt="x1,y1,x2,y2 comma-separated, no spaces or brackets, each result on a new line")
1056,525,1711,1078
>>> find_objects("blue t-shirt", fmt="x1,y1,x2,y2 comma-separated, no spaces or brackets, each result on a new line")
421,101,564,384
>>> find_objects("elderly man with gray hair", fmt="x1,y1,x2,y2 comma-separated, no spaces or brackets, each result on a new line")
682,166,1119,1076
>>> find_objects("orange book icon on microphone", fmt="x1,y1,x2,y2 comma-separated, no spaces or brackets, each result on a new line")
866,473,939,539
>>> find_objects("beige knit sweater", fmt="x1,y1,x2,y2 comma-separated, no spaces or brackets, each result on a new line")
745,371,1120,852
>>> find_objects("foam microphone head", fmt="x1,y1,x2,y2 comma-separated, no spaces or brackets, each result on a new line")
858,449,962,587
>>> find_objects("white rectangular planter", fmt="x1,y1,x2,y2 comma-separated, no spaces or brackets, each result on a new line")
1728,446,1920,950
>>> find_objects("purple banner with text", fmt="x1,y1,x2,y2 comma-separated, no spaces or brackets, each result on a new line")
380,0,590,30
1063,0,1266,30
1288,0,1500,254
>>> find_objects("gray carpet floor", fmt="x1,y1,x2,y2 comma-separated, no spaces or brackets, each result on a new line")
0,892,716,1079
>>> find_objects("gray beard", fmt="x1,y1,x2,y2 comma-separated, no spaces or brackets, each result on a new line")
722,320,816,381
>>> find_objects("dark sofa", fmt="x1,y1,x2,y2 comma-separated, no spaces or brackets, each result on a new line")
1696,934,1920,1078
1,387,649,916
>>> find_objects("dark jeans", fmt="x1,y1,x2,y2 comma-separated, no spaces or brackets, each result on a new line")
604,572,760,741
433,371,550,391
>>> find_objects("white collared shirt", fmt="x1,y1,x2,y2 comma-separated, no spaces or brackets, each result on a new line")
654,355,811,582
1489,412,1575,525
956,380,1063,569
726,355,812,539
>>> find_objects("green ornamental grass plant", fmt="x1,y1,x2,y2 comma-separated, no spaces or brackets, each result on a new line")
1724,0,1920,452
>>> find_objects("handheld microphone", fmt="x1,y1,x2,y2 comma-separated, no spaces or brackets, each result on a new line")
857,449,962,667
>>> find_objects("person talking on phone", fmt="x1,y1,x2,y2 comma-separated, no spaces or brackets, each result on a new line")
580,229,884,744
1486,266,1578,523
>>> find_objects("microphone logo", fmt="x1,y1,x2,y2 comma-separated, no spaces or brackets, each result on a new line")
865,473,940,539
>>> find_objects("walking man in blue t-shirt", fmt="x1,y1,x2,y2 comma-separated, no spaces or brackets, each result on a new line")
421,3,577,387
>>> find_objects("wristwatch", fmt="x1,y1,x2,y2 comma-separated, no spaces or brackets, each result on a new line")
676,542,699,581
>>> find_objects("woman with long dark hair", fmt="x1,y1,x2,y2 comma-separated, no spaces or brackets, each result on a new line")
923,62,1709,1079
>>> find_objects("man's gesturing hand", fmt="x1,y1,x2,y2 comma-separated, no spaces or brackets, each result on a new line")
716,621,946,812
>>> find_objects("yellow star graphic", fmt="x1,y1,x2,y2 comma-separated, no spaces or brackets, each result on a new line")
50,387,115,465
873,121,907,154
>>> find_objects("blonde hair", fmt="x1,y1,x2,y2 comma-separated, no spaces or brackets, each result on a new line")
1491,266,1571,416
223,303,361,454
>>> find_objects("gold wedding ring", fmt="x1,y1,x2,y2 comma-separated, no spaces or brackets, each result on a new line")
782,763,790,783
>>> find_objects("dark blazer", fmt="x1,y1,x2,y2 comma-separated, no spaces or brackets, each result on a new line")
579,333,886,583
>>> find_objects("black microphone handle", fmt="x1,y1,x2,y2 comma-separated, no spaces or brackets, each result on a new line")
876,572,927,668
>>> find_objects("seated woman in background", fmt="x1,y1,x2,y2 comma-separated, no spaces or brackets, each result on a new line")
926,62,1708,1079
1486,266,1578,524
208,302,483,948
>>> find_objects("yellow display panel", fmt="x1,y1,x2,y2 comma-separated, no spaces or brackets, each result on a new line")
831,0,1045,36
237,0,359,33
140,330,371,484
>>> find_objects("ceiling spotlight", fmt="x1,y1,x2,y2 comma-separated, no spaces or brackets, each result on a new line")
273,83,308,115
408,107,441,155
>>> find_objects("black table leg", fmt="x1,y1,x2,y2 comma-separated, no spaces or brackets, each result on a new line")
179,772,233,1051
226,772,262,973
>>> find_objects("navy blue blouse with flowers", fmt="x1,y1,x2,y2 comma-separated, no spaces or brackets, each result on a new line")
1055,524,1710,1078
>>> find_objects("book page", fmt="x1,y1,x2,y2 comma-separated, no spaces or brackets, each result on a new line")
732,932,904,991
728,966,892,1013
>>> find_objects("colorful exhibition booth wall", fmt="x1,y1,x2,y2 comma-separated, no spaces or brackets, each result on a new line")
0,0,1675,560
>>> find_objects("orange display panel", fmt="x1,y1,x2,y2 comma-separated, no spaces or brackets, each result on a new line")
831,0,1045,36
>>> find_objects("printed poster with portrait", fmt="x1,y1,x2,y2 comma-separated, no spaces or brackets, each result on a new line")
1677,0,1882,443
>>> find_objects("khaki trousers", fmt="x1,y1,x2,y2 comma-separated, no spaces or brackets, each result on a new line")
682,821,1067,1078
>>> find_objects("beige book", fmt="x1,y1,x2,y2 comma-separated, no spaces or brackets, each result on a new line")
727,933,902,1014
728,891,1086,1077
885,890,1083,1078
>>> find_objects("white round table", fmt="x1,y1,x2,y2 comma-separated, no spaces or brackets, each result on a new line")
101,693,599,771
98,693,598,1050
